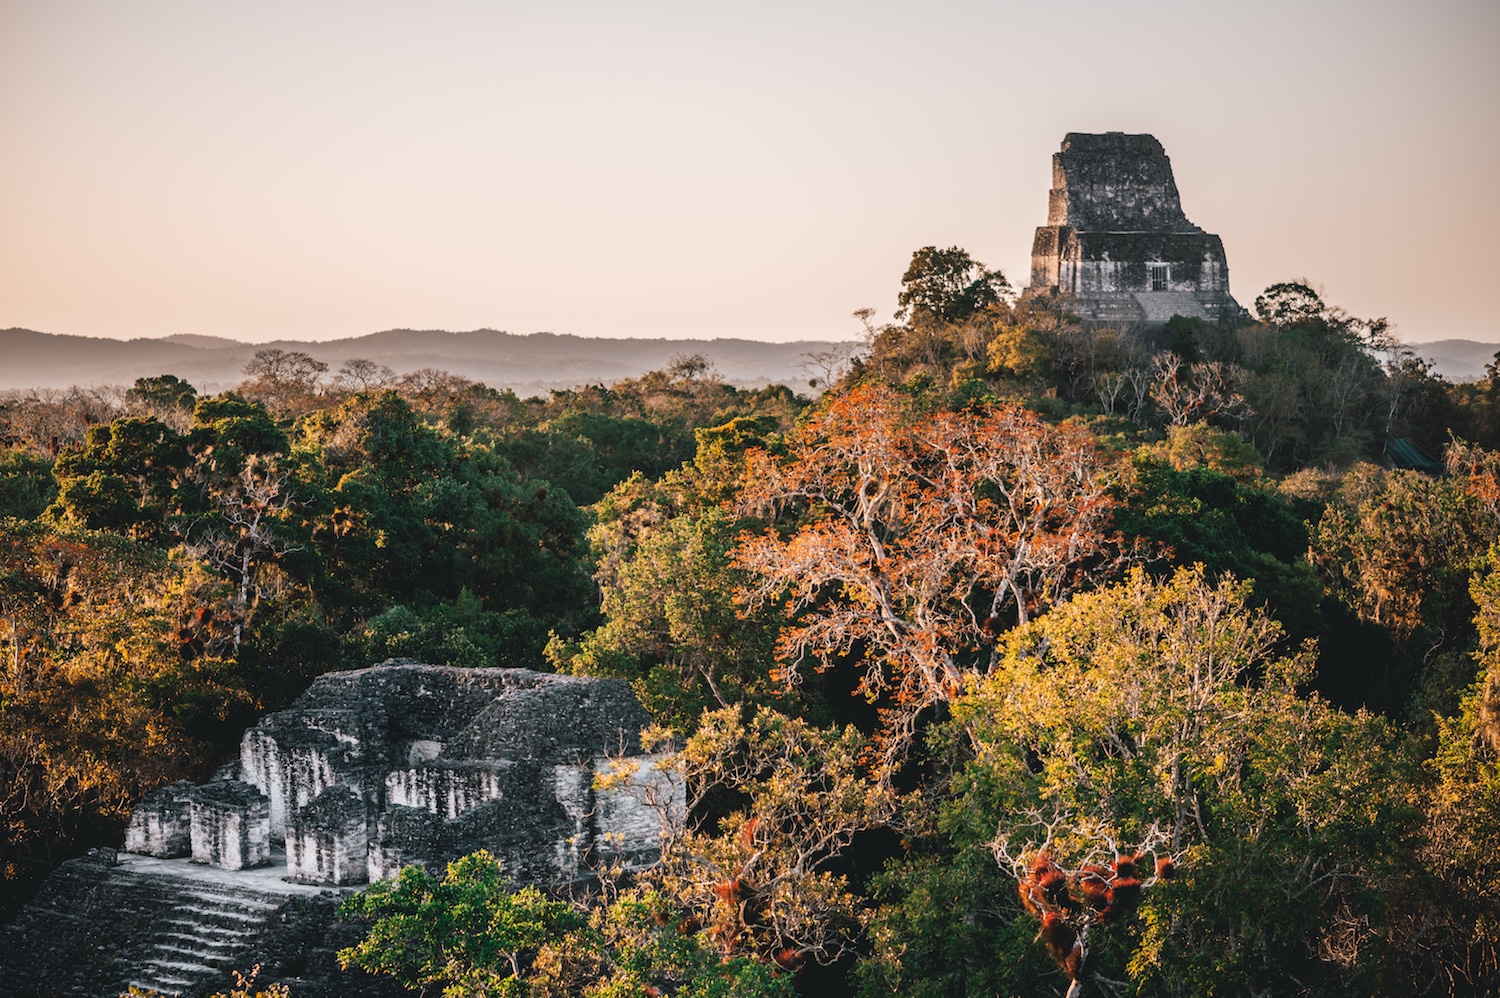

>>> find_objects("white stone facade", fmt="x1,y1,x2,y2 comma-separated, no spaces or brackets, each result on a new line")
122,781,194,858
189,783,271,871
125,661,682,888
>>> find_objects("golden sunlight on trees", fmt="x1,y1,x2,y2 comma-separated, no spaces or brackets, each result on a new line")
643,707,894,970
1390,547,1500,991
0,522,244,890
952,567,1396,995
1313,462,1494,642
734,383,1125,768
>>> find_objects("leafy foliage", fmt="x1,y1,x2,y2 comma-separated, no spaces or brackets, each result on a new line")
549,416,795,729
339,851,584,997
896,246,1013,326
735,383,1124,769
4,252,1500,995
946,568,1401,996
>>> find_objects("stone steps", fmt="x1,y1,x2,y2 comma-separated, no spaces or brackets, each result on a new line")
111,881,285,997
0,852,385,998
1135,291,1210,322
1088,295,1148,322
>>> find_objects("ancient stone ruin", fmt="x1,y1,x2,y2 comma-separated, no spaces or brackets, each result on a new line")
1027,132,1243,324
1,660,678,998
127,659,677,887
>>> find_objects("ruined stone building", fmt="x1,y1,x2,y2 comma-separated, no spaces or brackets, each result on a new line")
1027,132,1243,324
1,661,678,998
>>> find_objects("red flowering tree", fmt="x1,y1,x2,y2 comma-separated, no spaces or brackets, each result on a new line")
994,820,1175,997
734,384,1123,768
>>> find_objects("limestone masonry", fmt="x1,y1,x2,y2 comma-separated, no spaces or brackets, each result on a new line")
3,660,679,997
1027,132,1243,324
136,660,677,886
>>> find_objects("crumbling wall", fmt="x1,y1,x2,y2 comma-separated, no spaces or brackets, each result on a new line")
384,761,514,819
123,780,195,858
240,709,370,841
286,786,369,885
190,781,272,871
367,804,442,883
1044,132,1193,232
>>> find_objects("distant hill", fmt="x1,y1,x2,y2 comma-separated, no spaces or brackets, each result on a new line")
1405,339,1500,381
0,328,860,395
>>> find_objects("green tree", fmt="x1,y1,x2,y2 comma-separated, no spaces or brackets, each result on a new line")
1112,446,1323,640
1380,548,1500,994
0,449,55,521
1253,280,1328,327
1311,457,1497,718
550,416,792,729
933,567,1400,997
126,374,198,413
296,390,592,657
339,850,800,998
46,416,188,536
897,247,1012,326
339,851,583,997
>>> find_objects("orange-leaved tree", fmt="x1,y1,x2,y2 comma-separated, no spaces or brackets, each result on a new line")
734,384,1124,768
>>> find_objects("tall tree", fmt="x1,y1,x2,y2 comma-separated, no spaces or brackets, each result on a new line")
735,384,1123,768
896,247,1012,326
940,568,1398,997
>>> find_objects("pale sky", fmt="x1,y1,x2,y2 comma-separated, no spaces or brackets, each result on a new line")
2,0,1496,345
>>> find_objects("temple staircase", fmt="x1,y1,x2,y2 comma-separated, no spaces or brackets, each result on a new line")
120,883,284,996
1134,291,1210,323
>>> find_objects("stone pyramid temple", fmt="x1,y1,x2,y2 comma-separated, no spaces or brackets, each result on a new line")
0,661,679,997
1026,132,1243,324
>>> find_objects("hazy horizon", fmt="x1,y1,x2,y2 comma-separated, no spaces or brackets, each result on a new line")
3,1,1497,346
10,325,1497,350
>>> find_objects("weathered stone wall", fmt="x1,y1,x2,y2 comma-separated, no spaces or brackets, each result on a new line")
1044,132,1193,232
190,781,272,871
123,780,195,858
1027,132,1243,323
384,760,514,819
367,804,442,883
286,787,369,886
121,660,679,887
240,709,368,841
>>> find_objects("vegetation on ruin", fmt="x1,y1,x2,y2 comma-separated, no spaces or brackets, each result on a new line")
7,247,1500,996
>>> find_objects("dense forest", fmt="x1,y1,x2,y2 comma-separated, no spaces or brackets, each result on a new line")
4,250,1500,997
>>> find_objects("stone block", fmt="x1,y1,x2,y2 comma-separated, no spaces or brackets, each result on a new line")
367,805,442,883
286,786,369,885
453,674,651,764
551,763,592,878
123,780,195,857
241,711,363,841
190,780,271,870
